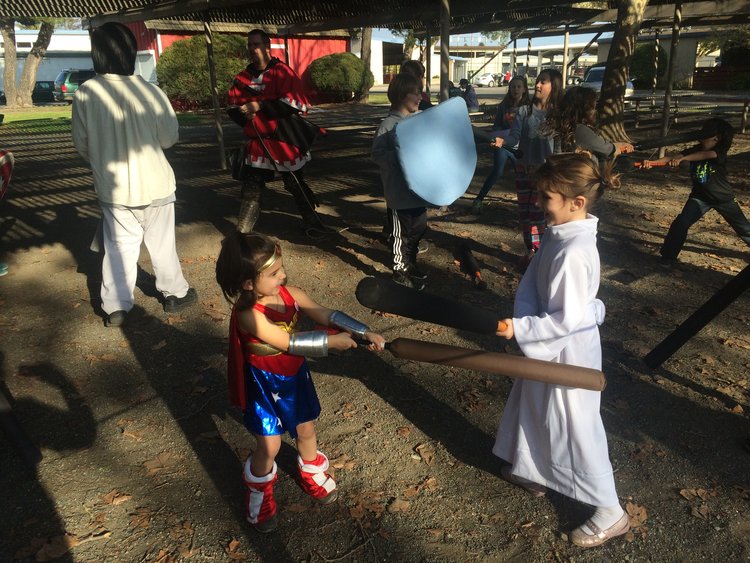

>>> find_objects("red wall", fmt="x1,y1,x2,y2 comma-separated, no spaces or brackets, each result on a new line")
127,22,158,52
126,23,349,100
286,37,350,103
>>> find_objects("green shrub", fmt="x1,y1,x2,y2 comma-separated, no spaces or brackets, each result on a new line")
156,34,247,107
728,72,750,89
309,52,374,101
722,46,750,68
630,42,668,89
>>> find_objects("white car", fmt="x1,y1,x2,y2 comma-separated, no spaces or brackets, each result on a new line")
580,65,634,98
473,73,497,87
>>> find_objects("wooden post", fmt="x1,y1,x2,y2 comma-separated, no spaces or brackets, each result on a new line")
525,37,531,77
562,27,570,85
203,17,226,170
652,29,660,95
645,263,750,368
440,0,450,102
658,4,682,159
425,30,432,98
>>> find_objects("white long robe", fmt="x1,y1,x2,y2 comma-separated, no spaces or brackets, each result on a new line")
493,215,619,507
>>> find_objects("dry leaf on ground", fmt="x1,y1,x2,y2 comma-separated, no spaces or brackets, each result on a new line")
691,504,711,520
330,453,357,470
102,489,132,506
153,549,179,563
415,442,435,465
143,451,181,476
396,426,412,438
34,533,80,561
129,507,153,530
388,498,411,513
225,538,245,561
626,502,648,529
679,487,719,501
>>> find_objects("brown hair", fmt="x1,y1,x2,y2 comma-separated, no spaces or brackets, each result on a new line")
400,60,425,79
387,73,422,108
548,86,598,151
91,22,136,76
530,68,563,112
502,76,530,107
534,153,620,208
248,29,271,48
215,231,282,310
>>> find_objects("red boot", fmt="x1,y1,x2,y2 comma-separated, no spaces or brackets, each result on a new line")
243,459,278,533
297,451,337,504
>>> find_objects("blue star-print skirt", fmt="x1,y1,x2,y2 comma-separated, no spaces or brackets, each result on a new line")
243,361,321,439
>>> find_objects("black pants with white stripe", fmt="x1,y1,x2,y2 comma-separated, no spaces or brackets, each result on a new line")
390,206,427,272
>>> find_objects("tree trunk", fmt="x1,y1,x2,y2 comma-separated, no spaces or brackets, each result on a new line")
16,21,54,107
403,42,415,63
1,19,18,109
360,27,372,103
598,0,649,142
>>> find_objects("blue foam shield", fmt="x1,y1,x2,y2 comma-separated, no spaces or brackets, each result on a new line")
393,97,477,206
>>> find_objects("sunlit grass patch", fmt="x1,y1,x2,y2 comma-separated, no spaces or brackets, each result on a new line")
1,105,72,123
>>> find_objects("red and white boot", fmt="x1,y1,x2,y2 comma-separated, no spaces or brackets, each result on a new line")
243,459,278,533
297,451,337,504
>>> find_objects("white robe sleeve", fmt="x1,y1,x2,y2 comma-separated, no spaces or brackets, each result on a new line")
154,84,179,149
71,90,90,162
513,251,540,318
513,249,593,362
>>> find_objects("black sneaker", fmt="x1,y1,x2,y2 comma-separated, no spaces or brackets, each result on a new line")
409,264,428,280
251,513,278,534
658,256,677,268
393,271,425,291
105,310,127,327
163,287,198,313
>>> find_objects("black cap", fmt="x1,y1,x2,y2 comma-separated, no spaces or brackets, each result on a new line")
698,119,720,139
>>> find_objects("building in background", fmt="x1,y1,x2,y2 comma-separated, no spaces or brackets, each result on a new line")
1,25,349,100
126,21,349,97
0,30,94,82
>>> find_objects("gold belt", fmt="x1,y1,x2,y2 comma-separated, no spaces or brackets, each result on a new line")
248,341,283,356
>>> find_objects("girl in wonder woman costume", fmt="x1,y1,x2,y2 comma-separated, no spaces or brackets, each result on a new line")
216,232,385,533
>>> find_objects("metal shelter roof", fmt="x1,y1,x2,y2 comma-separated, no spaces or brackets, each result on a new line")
2,1,750,38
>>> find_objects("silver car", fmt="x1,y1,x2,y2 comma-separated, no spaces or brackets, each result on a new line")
473,73,497,87
581,65,634,98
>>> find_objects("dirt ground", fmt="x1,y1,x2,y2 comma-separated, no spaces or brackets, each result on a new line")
1,103,749,563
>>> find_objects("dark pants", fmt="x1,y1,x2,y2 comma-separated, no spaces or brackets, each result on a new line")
237,167,320,233
390,207,427,272
515,165,545,253
476,147,517,202
661,197,750,259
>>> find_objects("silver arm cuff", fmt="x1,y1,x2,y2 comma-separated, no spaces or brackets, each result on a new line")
329,310,369,339
288,331,329,357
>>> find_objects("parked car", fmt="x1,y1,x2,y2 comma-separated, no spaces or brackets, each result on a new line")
473,72,497,87
53,69,96,103
580,63,634,98
0,81,56,104
32,80,55,103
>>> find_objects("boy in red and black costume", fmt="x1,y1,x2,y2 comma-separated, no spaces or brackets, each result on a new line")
227,29,330,237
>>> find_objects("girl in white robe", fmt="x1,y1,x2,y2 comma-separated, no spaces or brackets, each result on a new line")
494,153,629,548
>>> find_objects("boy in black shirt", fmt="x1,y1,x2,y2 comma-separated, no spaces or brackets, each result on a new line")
643,118,750,262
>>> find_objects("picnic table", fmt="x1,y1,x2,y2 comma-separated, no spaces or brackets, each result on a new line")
626,93,750,133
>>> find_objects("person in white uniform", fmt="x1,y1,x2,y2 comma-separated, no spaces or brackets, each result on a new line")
494,153,629,548
72,22,196,327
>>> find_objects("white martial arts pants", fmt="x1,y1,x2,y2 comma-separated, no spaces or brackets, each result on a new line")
100,202,189,315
